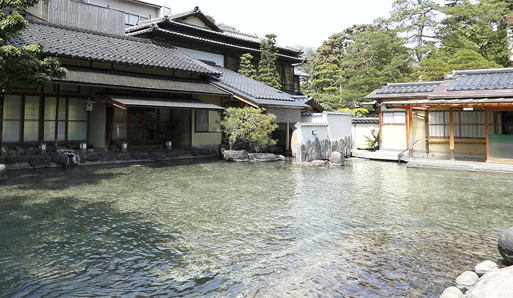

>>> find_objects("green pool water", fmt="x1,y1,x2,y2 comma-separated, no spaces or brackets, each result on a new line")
0,158,511,297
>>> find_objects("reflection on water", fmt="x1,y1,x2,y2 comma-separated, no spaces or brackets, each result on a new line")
0,158,511,297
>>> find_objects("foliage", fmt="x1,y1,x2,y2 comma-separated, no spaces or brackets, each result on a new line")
436,0,511,67
387,0,441,62
0,1,67,94
306,25,411,112
338,27,411,108
337,107,369,118
257,34,281,89
410,57,450,81
238,53,257,79
447,49,502,70
364,129,380,149
218,107,278,150
160,118,184,145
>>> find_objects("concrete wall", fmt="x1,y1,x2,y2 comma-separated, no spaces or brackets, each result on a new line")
190,96,222,149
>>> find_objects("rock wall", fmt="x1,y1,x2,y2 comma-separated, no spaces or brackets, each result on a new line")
297,136,351,163
1,147,219,171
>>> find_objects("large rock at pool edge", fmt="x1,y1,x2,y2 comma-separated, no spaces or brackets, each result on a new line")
464,266,513,298
223,150,249,162
0,164,7,181
498,227,513,265
329,151,345,166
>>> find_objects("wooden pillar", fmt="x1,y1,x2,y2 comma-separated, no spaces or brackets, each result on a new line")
285,122,290,151
408,106,413,158
486,109,490,161
449,107,455,160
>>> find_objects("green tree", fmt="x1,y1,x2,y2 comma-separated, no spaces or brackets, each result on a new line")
387,0,441,62
338,27,411,108
219,107,278,151
437,0,511,67
1,0,66,94
447,49,502,70
257,34,281,89
410,57,450,81
238,53,257,79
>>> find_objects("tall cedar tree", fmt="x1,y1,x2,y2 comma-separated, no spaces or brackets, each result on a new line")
238,53,257,79
257,34,281,89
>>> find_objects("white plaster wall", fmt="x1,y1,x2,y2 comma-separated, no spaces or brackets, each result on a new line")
352,123,378,149
326,112,352,140
381,125,407,150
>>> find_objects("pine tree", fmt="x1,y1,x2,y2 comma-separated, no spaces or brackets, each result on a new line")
257,34,281,89
238,53,257,79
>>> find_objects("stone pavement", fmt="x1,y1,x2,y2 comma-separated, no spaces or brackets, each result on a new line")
352,149,513,174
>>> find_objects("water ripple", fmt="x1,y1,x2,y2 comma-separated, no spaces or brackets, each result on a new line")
0,159,509,297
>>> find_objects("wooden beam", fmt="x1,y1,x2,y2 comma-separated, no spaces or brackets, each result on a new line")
286,122,290,151
449,107,455,160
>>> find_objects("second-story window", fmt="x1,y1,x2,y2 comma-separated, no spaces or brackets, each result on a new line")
125,14,148,28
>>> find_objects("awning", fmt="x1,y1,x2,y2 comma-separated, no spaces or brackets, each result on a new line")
54,67,230,97
382,97,513,108
101,94,225,110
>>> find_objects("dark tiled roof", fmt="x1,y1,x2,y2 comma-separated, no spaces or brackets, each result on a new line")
352,117,379,124
9,21,221,76
448,68,513,91
211,66,309,108
376,82,442,94
126,10,302,58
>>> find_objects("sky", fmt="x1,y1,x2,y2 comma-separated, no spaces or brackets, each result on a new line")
149,0,401,49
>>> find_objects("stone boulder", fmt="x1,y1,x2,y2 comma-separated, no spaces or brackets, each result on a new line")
51,153,69,165
291,130,297,157
84,153,101,162
440,287,463,298
498,227,513,265
329,151,345,166
475,260,498,276
115,152,131,161
100,151,116,162
223,150,249,162
28,155,52,168
464,266,513,298
189,147,199,156
249,153,285,162
131,152,150,160
166,150,181,158
198,148,211,156
149,151,167,160
0,164,7,181
456,271,479,291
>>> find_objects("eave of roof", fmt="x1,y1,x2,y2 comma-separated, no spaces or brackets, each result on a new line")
54,67,230,96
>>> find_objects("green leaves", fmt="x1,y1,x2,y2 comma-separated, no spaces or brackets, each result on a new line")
257,34,281,89
0,1,66,94
238,53,257,79
219,107,278,150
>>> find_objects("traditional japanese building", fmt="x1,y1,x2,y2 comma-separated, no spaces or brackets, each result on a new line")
2,21,229,152
366,68,513,162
